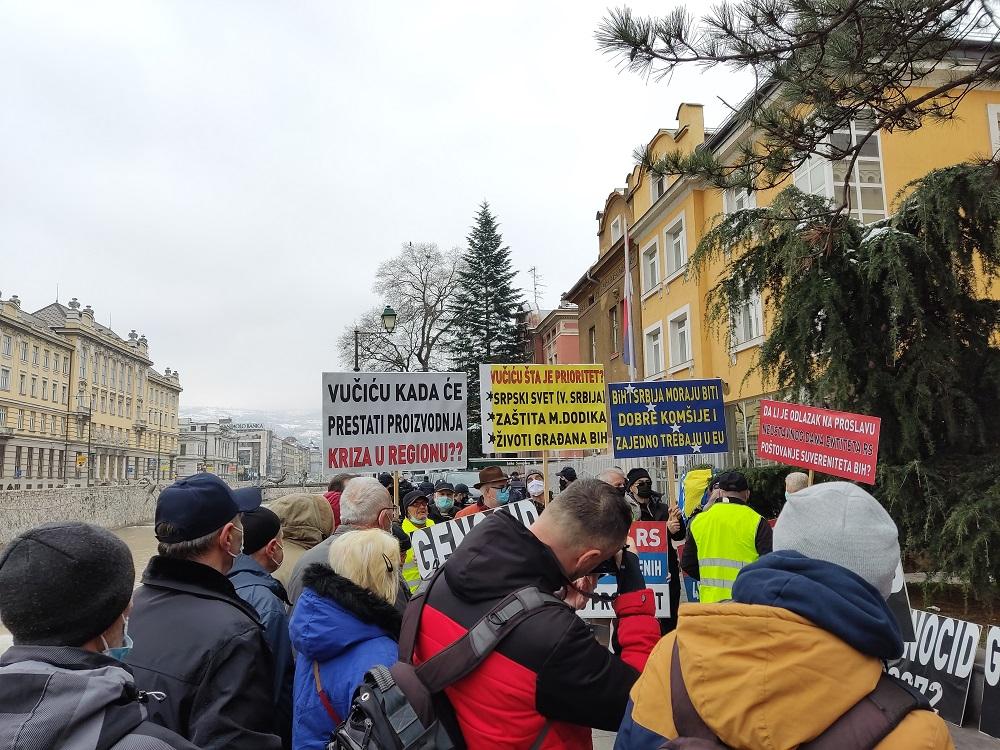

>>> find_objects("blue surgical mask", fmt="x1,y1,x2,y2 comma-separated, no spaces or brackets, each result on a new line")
495,488,511,505
435,496,454,511
785,492,793,502
102,619,134,661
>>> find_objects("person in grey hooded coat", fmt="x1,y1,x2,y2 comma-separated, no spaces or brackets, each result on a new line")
0,522,198,750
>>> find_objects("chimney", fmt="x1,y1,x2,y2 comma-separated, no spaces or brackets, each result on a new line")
66,297,82,323
9,295,20,308
675,103,705,149
81,304,95,327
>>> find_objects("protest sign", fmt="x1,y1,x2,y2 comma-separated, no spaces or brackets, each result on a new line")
479,364,607,453
887,562,917,643
608,379,728,458
981,627,1000,738
757,399,881,484
411,501,539,579
578,522,671,619
887,609,981,725
322,372,467,472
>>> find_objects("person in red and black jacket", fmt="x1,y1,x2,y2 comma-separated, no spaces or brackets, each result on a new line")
412,478,660,750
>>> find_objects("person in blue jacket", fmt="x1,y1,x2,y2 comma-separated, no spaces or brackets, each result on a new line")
290,528,402,750
227,500,294,748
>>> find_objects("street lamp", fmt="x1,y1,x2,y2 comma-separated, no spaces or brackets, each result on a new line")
353,305,398,372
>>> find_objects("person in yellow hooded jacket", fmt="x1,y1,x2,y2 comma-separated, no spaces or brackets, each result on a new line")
616,482,953,750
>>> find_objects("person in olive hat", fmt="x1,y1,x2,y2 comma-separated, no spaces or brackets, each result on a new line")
0,522,198,749
126,473,280,750
680,470,773,604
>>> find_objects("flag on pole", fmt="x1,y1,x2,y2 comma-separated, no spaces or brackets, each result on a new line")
622,222,637,381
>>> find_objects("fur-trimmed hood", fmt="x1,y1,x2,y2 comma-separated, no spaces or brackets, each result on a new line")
290,564,401,662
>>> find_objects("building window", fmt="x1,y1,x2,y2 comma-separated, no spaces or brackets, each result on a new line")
63,357,69,376
32,346,39,365
51,382,57,401
642,241,660,293
610,216,623,243
30,377,37,397
41,379,47,400
80,348,87,378
643,323,664,379
18,374,26,396
668,305,692,370
651,173,666,202
0,368,8,391
28,412,35,432
16,409,24,429
20,341,28,362
41,414,47,433
52,353,59,372
62,385,67,404
724,187,756,214
588,327,597,363
0,406,6,427
609,305,620,353
100,394,107,413
26,448,33,477
794,117,886,224
664,214,687,278
1,335,10,356
42,350,49,369
988,103,1000,155
731,293,764,348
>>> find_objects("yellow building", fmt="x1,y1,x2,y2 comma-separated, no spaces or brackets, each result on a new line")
0,295,183,488
583,82,1000,466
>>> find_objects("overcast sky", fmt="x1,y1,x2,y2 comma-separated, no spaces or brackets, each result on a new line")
1,1,748,411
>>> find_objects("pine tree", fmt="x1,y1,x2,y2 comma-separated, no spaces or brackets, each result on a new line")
448,202,527,457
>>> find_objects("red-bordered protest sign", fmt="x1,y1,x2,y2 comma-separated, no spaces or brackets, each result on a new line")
756,399,881,484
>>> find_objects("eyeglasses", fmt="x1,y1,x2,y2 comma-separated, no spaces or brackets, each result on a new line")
381,553,394,573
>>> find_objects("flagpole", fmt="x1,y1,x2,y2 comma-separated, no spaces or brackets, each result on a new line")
623,221,637,382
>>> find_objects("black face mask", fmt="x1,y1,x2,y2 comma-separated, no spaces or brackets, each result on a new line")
559,478,568,491
636,485,653,499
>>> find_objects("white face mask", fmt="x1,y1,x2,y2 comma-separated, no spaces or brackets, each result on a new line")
527,479,545,497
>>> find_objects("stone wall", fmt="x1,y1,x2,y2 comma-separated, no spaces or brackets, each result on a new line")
0,483,329,546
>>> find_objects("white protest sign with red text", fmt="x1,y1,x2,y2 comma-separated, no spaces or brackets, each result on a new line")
757,399,881,484
322,372,467,473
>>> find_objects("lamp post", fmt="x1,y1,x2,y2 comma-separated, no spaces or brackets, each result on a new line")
354,305,398,372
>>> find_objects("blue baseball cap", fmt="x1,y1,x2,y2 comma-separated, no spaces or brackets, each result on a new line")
155,473,261,543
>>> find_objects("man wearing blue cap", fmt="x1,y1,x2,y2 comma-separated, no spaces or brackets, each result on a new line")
126,473,281,750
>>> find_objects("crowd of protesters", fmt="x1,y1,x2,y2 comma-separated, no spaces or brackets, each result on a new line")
0,462,953,750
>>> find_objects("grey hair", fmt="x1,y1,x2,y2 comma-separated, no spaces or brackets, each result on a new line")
597,468,626,485
785,472,810,494
156,514,240,559
340,477,392,527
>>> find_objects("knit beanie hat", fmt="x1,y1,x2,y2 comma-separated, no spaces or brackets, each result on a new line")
0,522,135,646
626,468,651,486
774,482,899,598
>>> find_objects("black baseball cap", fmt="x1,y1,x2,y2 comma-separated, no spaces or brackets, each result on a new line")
454,483,469,495
557,467,577,481
435,480,455,492
241,507,281,554
403,489,430,510
717,471,749,492
418,481,435,497
155,473,261,543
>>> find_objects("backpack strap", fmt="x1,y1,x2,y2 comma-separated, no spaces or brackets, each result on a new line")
669,640,727,745
397,566,443,666
799,672,930,750
414,585,565,694
312,660,343,727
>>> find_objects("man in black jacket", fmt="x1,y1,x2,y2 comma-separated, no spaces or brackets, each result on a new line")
126,473,281,750
0,522,198,750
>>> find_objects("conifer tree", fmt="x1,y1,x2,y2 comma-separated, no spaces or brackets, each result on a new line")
448,202,527,457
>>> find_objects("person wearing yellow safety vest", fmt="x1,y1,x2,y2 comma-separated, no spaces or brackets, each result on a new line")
398,489,435,593
680,471,772,604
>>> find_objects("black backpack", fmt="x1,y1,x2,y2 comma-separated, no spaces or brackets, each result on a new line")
664,641,930,749
316,568,564,750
